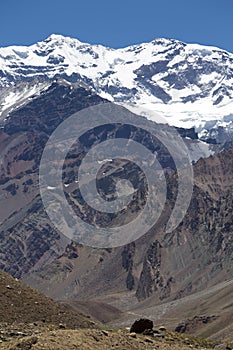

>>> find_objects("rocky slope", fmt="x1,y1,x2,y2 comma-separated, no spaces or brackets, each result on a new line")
0,269,219,349
1,328,217,350
0,77,212,278
0,268,94,330
0,80,106,277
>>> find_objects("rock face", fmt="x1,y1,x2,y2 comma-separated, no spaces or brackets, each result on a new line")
0,78,208,281
0,80,106,277
175,315,218,334
44,148,233,303
121,243,136,291
136,241,163,300
130,319,153,334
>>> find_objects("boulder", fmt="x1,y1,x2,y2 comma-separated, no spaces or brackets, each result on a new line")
130,318,153,334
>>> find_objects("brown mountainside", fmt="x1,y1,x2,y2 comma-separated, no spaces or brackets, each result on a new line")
24,148,233,302
21,148,233,344
0,268,93,328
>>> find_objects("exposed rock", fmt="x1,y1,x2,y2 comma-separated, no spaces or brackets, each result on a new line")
130,318,153,334
129,332,137,338
136,241,164,300
142,329,154,336
11,336,38,350
175,315,218,334
122,243,136,291
102,330,109,336
59,324,66,329
214,345,228,350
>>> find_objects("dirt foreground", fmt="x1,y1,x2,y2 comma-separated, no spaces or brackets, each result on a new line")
1,328,219,350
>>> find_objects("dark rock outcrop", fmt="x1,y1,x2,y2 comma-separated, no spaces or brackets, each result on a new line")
175,315,218,334
130,318,153,334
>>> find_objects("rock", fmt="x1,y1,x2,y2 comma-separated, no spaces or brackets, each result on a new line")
102,330,109,336
153,332,165,338
129,332,137,338
175,315,218,334
143,328,165,338
143,329,154,336
175,322,186,333
145,337,153,343
14,336,38,349
130,318,153,334
158,326,166,331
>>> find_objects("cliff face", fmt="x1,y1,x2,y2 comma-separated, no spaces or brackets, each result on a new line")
136,150,233,301
0,79,197,279
22,149,233,308
0,81,106,277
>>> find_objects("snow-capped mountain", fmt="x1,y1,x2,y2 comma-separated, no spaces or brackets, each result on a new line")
1,34,233,140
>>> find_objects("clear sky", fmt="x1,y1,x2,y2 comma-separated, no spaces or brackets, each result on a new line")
1,0,233,52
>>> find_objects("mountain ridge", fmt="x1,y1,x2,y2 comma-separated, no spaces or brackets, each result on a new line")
1,34,233,141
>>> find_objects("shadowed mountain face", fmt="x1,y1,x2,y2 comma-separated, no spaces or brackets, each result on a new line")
0,78,206,279
0,81,107,277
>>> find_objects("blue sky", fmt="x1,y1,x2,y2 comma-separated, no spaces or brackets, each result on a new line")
1,0,233,52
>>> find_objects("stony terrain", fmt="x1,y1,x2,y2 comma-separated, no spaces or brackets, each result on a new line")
1,328,218,350
0,268,98,347
0,268,94,329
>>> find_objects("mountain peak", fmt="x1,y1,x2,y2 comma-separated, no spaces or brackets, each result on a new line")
1,34,233,140
43,33,83,46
